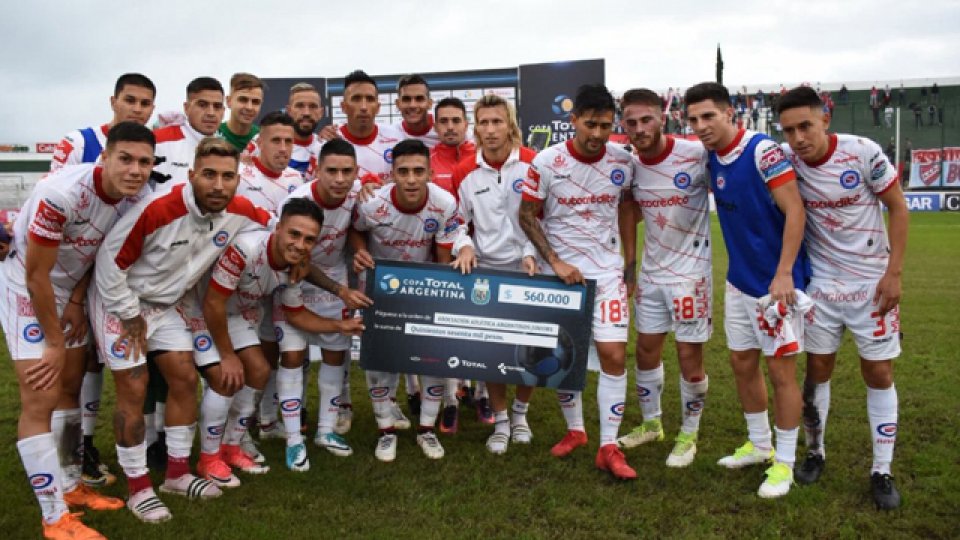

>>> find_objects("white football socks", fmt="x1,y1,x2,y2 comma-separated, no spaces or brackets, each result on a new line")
635,364,664,421
598,371,627,446
18,432,68,524
867,384,898,475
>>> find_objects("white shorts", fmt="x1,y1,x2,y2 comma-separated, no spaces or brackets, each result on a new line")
3,288,89,360
275,282,350,353
724,281,805,357
805,279,901,361
591,273,629,343
88,290,192,371
634,273,712,343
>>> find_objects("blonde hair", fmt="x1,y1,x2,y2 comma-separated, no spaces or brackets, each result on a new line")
473,95,522,148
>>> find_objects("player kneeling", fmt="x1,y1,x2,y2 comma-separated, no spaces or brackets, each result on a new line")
199,198,364,478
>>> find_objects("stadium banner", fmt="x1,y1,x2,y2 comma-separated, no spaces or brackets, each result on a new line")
518,59,605,151
903,193,941,211
360,260,596,391
944,194,960,211
908,147,960,189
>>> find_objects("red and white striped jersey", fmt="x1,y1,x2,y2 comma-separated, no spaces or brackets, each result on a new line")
353,183,464,263
7,164,148,299
208,230,300,321
49,124,109,173
522,140,634,277
283,180,360,272
631,136,712,283
453,147,536,266
785,133,898,281
151,123,207,193
95,183,272,320
236,158,304,216
337,124,402,185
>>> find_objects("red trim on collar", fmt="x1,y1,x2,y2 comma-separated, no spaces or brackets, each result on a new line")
804,133,838,168
390,185,428,214
565,139,605,164
402,115,434,137
294,134,315,146
266,234,287,271
639,136,676,166
311,181,347,210
340,124,378,146
93,167,122,205
253,157,282,179
717,129,746,157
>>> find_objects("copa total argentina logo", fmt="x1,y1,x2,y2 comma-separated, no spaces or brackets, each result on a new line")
383,148,393,164
423,218,439,233
512,178,524,193
213,230,230,247
673,172,692,189
22,323,44,343
839,169,861,189
610,168,626,186
552,94,573,117
379,273,466,300
471,278,491,305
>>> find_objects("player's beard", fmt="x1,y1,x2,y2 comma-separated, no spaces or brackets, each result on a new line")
295,118,318,138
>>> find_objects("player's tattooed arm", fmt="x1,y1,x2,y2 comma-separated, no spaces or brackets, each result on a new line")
304,263,372,309
519,199,558,265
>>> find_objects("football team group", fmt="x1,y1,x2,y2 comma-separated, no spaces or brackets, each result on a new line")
3,69,907,539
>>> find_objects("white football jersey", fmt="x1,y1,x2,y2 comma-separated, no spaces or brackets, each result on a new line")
631,136,712,284
236,159,304,215
283,180,361,271
353,183,463,263
208,230,298,321
786,133,898,281
522,140,634,277
395,116,440,149
337,124,402,185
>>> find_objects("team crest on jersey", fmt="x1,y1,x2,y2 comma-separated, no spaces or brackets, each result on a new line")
380,274,401,294
423,218,439,233
876,422,897,438
552,154,567,168
110,339,128,359
839,170,861,189
471,278,491,305
193,334,213,352
213,230,230,247
716,175,726,190
23,323,44,343
610,168,626,186
288,185,297,193
383,148,393,164
673,172,692,189
512,178,524,193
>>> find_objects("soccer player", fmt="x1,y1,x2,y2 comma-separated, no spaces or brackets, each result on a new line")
519,84,638,480
337,70,402,185
684,82,810,498
616,88,712,468
152,77,226,192
451,94,537,453
197,198,364,479
218,73,265,152
351,139,474,462
49,73,157,486
5,122,155,539
777,86,908,509
92,138,272,523
50,73,157,172
431,97,476,195
235,112,303,213
272,139,374,463
286,82,326,179
394,74,439,148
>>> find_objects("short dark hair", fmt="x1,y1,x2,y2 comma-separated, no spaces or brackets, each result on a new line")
259,111,295,129
435,97,466,118
391,139,430,163
114,73,156,98
280,197,324,228
572,84,616,116
620,88,661,110
186,77,224,98
344,70,378,92
397,74,429,93
777,86,823,114
318,138,356,163
106,121,156,150
684,82,730,109
230,72,265,93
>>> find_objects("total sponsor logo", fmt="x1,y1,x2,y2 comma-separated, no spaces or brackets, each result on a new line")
639,194,689,208
810,289,869,303
839,170,861,189
446,356,485,370
23,323,44,343
876,422,898,439
556,193,618,207
379,274,466,300
805,193,862,209
193,334,213,352
213,230,230,247
280,398,301,413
